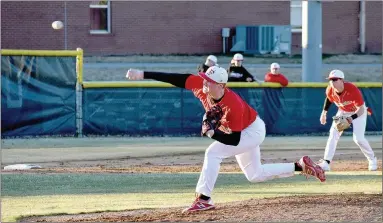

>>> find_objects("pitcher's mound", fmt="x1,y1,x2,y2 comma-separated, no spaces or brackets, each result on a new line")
23,193,382,222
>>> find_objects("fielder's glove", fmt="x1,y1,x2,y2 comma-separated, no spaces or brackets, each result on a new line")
201,105,224,137
333,115,351,132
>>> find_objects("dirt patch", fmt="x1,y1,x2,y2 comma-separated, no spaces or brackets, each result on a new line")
23,193,382,222
3,145,382,174
3,150,381,174
6,159,381,174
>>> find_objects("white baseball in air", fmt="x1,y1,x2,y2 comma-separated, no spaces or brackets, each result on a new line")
52,21,64,30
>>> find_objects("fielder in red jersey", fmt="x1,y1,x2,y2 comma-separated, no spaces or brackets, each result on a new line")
126,66,325,213
318,70,377,171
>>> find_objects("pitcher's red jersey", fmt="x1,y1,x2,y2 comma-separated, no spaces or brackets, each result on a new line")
185,75,257,133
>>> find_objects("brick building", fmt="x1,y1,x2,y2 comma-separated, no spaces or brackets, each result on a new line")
1,1,381,55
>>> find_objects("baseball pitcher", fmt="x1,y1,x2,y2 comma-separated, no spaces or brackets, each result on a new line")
318,70,378,171
126,66,326,213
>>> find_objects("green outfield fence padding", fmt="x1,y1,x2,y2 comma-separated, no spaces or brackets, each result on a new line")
1,55,77,137
82,86,382,136
1,48,381,138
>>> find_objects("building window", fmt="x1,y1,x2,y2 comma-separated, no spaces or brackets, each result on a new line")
90,0,111,34
290,0,302,32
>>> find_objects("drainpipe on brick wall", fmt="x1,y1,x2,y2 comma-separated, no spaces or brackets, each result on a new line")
64,1,68,50
359,0,366,53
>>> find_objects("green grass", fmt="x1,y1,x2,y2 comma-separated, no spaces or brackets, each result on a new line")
84,66,382,82
83,54,382,82
2,171,382,222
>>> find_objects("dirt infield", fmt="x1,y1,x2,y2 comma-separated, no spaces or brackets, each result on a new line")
24,194,382,222
2,136,381,173
2,136,382,222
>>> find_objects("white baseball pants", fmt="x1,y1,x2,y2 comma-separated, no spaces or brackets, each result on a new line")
196,117,295,197
323,104,375,162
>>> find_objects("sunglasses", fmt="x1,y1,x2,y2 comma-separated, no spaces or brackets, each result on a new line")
329,78,341,82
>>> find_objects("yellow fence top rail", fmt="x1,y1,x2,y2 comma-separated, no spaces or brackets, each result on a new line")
2,48,84,83
83,81,382,89
1,49,80,57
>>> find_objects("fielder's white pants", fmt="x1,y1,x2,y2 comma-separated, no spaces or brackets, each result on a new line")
196,117,295,197
323,104,375,162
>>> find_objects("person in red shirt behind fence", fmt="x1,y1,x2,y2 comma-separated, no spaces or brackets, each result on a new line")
264,63,289,87
262,63,288,134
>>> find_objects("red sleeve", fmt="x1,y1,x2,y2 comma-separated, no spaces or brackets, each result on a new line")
185,75,203,90
367,107,373,115
348,84,364,106
264,73,273,82
265,73,288,86
279,74,289,86
325,86,333,102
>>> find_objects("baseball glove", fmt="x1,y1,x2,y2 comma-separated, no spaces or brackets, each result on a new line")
333,115,351,132
201,105,224,136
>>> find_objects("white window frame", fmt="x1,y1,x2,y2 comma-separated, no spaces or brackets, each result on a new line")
290,0,302,33
89,1,111,34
